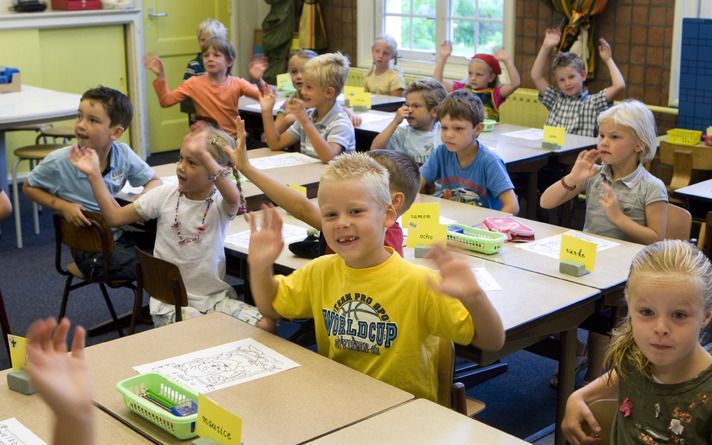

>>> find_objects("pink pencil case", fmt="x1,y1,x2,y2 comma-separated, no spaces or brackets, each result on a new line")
482,217,535,242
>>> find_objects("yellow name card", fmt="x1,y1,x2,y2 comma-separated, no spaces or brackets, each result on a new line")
276,73,295,93
196,393,242,445
401,202,440,229
543,125,566,148
407,223,448,248
560,234,597,272
8,334,27,370
287,183,307,197
344,86,371,109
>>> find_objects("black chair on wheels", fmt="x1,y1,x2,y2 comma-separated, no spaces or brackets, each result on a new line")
53,211,142,337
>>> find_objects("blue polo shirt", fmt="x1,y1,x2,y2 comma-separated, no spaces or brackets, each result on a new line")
27,142,155,212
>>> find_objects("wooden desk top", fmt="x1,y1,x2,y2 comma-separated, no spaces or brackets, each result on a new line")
675,178,712,202
0,371,148,444
307,398,529,445
84,313,413,445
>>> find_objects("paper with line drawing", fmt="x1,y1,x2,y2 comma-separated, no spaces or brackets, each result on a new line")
133,338,299,393
0,418,46,445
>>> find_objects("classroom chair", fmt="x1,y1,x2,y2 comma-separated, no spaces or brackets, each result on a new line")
37,125,75,144
581,398,616,445
658,141,712,203
438,337,485,417
11,143,64,248
134,247,188,325
53,211,142,337
0,289,12,362
698,211,712,258
666,203,692,241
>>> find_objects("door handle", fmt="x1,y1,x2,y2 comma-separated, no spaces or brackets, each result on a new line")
148,8,167,19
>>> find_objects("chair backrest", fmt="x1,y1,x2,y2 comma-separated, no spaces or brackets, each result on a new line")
700,211,712,258
53,211,115,279
436,337,455,408
666,203,692,241
658,141,712,192
582,398,617,445
134,247,188,321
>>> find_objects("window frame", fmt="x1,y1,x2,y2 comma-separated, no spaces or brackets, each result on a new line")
356,0,514,79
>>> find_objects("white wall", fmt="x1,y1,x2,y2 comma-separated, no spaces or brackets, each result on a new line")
232,0,269,79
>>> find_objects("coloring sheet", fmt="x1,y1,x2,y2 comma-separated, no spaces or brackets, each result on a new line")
224,223,307,252
0,418,46,445
250,153,321,170
133,338,300,393
500,128,544,141
515,230,620,259
120,176,178,196
242,100,286,113
471,267,502,291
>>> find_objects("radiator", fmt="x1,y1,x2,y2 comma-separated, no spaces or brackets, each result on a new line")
499,88,549,128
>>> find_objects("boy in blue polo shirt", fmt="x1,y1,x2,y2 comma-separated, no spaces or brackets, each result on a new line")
259,52,355,163
24,86,160,280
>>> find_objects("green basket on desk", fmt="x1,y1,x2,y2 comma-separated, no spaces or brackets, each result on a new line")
116,372,198,440
446,224,507,255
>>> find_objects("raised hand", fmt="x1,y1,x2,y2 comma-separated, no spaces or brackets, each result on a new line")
259,88,277,113
68,145,100,176
285,97,308,122
568,149,601,183
247,205,284,268
394,104,410,124
543,28,562,49
249,56,269,81
493,48,510,62
438,40,453,60
598,181,622,221
425,244,482,301
143,53,164,77
232,116,250,171
598,38,613,62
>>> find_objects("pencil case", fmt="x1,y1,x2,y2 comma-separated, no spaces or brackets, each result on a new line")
116,372,198,439
447,223,507,255
482,216,535,242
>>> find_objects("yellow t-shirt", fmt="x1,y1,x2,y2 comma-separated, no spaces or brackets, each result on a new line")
273,248,475,401
363,68,406,95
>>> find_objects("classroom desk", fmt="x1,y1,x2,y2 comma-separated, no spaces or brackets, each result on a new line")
675,178,712,203
307,398,530,445
0,370,153,444
223,204,601,445
83,313,413,445
119,148,327,211
0,85,81,192
237,92,404,114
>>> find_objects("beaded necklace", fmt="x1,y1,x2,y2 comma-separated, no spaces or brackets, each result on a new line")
171,189,215,245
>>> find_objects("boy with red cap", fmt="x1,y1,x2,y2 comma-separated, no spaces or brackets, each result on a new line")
433,43,520,121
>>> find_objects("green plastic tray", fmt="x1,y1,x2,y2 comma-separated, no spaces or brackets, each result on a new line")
447,223,506,255
116,372,198,440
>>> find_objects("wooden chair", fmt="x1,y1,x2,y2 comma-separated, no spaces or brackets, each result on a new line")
666,203,692,241
437,337,485,417
134,247,188,324
581,398,617,445
658,141,712,198
53,211,141,337
698,211,712,257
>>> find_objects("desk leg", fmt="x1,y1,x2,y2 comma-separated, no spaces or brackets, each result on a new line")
0,131,7,193
526,170,538,220
555,327,577,445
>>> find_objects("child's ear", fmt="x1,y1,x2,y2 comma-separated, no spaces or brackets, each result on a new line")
326,86,337,98
473,122,484,137
110,125,126,141
384,203,397,228
703,309,712,327
429,106,438,119
390,192,405,213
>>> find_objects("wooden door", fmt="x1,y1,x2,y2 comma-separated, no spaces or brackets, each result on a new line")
144,0,231,153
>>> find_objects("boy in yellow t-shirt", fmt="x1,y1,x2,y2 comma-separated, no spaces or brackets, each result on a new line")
247,152,504,401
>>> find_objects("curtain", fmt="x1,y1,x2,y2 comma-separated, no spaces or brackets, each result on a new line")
262,0,295,84
547,0,609,78
298,0,328,51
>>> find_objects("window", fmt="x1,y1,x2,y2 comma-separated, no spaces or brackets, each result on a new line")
357,0,513,77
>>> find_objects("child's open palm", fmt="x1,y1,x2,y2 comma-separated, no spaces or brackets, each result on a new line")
259,89,277,113
598,182,622,220
26,318,94,418
426,244,482,302
248,205,285,268
493,48,510,62
598,38,612,62
569,149,601,183
143,53,164,76
232,116,250,171
68,145,100,176
248,56,269,81
438,40,453,60
285,98,308,121
543,28,561,48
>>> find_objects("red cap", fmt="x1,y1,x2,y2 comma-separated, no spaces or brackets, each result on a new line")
472,53,501,75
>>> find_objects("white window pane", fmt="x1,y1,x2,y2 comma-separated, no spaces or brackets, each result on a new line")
411,17,436,51
479,0,503,19
451,19,475,57
413,0,436,16
385,0,410,14
451,0,475,18
478,21,503,53
386,15,408,48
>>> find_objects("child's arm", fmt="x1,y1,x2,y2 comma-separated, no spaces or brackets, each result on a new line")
433,40,455,92
247,205,286,320
370,105,408,149
427,244,505,351
344,107,362,128
561,371,619,445
190,140,242,216
26,318,95,445
540,149,600,209
287,99,342,163
498,189,519,215
23,181,91,227
598,184,667,244
531,28,561,95
233,117,321,228
261,91,300,150
599,38,625,102
274,111,298,135
494,49,521,99
0,189,10,221
68,146,143,227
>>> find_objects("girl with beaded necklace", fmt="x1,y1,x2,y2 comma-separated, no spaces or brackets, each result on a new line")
69,125,276,332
